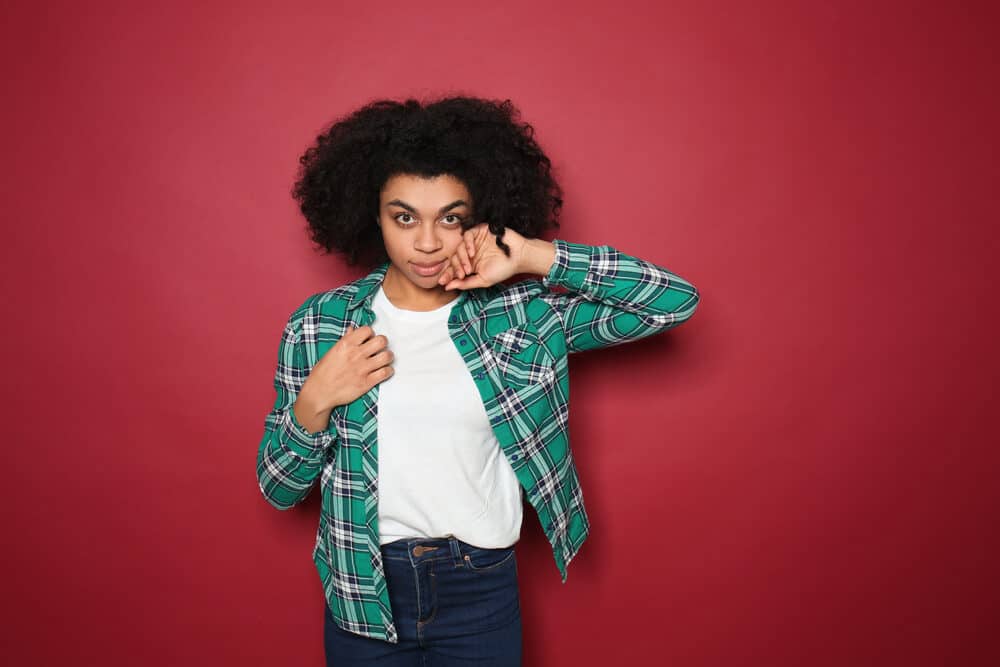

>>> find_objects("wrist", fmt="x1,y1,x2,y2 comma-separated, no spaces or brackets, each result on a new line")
519,238,556,277
294,385,331,429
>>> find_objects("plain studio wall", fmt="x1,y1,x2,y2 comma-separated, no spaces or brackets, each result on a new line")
2,1,996,665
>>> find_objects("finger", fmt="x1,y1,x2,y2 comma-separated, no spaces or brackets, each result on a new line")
465,229,476,258
368,347,396,370
449,253,465,280
437,264,453,285
351,325,374,342
359,334,389,358
455,238,472,275
445,273,489,291
367,364,394,387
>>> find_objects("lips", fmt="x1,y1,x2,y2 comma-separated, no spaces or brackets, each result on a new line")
410,259,446,277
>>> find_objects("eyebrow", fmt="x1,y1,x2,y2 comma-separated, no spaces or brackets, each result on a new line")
385,199,469,214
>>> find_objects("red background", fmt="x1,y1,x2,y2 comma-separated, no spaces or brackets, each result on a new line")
4,1,997,665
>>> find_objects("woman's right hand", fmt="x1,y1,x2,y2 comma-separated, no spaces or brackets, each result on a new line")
298,325,395,415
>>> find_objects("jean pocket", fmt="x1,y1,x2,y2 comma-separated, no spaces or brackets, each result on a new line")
462,545,516,572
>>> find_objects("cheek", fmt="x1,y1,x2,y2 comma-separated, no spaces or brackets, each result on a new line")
442,231,465,254
379,229,404,256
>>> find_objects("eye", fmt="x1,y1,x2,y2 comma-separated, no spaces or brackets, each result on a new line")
393,213,466,227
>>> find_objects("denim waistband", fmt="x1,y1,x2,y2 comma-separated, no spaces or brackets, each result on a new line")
380,534,513,566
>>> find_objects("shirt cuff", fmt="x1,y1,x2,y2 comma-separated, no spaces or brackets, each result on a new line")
280,405,334,458
541,239,611,292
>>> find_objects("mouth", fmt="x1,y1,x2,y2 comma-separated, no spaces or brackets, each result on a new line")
410,259,446,277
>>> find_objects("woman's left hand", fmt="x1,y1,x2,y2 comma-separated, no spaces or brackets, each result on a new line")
437,223,529,290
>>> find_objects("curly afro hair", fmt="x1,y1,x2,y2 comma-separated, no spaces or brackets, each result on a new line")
291,95,564,269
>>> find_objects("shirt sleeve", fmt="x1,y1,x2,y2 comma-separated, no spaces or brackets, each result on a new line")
537,238,700,353
256,309,336,510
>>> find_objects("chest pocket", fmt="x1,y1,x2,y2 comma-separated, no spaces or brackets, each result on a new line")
488,323,556,389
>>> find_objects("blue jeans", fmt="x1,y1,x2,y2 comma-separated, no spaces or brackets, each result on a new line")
324,535,522,666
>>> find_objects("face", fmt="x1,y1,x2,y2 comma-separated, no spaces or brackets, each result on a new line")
377,172,472,296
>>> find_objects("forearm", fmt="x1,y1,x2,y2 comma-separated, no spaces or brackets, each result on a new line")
293,383,333,435
519,238,557,277
256,404,331,510
536,239,700,352
256,316,335,510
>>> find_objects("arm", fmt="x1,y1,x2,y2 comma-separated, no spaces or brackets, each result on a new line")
530,238,700,353
255,311,336,510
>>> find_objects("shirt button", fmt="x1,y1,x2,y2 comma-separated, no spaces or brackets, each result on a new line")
459,339,467,346
475,372,485,380
511,454,519,461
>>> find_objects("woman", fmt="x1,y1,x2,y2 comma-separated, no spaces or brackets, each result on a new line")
256,95,700,666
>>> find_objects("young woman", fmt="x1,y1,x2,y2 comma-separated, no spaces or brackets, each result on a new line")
256,95,700,666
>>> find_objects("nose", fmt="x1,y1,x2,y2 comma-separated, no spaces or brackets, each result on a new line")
413,221,443,253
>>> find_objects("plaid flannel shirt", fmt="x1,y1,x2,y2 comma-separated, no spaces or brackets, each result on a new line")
256,238,700,643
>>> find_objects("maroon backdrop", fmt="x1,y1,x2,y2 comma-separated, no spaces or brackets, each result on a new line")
4,1,997,665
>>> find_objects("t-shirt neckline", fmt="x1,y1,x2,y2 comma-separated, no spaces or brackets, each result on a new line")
373,285,458,321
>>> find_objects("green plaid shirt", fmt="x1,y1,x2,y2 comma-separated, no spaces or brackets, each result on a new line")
257,238,700,643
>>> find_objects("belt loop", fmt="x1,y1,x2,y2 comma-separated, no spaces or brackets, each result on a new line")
448,535,463,566
405,537,418,566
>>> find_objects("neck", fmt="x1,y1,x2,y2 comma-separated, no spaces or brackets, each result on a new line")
382,264,460,311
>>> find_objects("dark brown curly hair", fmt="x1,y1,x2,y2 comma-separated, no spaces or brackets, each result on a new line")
291,95,564,268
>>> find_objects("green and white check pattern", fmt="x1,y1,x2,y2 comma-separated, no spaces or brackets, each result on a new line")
257,238,700,643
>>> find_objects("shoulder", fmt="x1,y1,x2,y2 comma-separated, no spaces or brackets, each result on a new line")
302,282,358,313
282,276,368,337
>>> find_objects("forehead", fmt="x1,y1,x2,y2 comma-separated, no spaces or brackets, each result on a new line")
380,173,471,204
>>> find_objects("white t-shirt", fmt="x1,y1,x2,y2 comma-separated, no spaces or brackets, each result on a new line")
371,285,523,548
